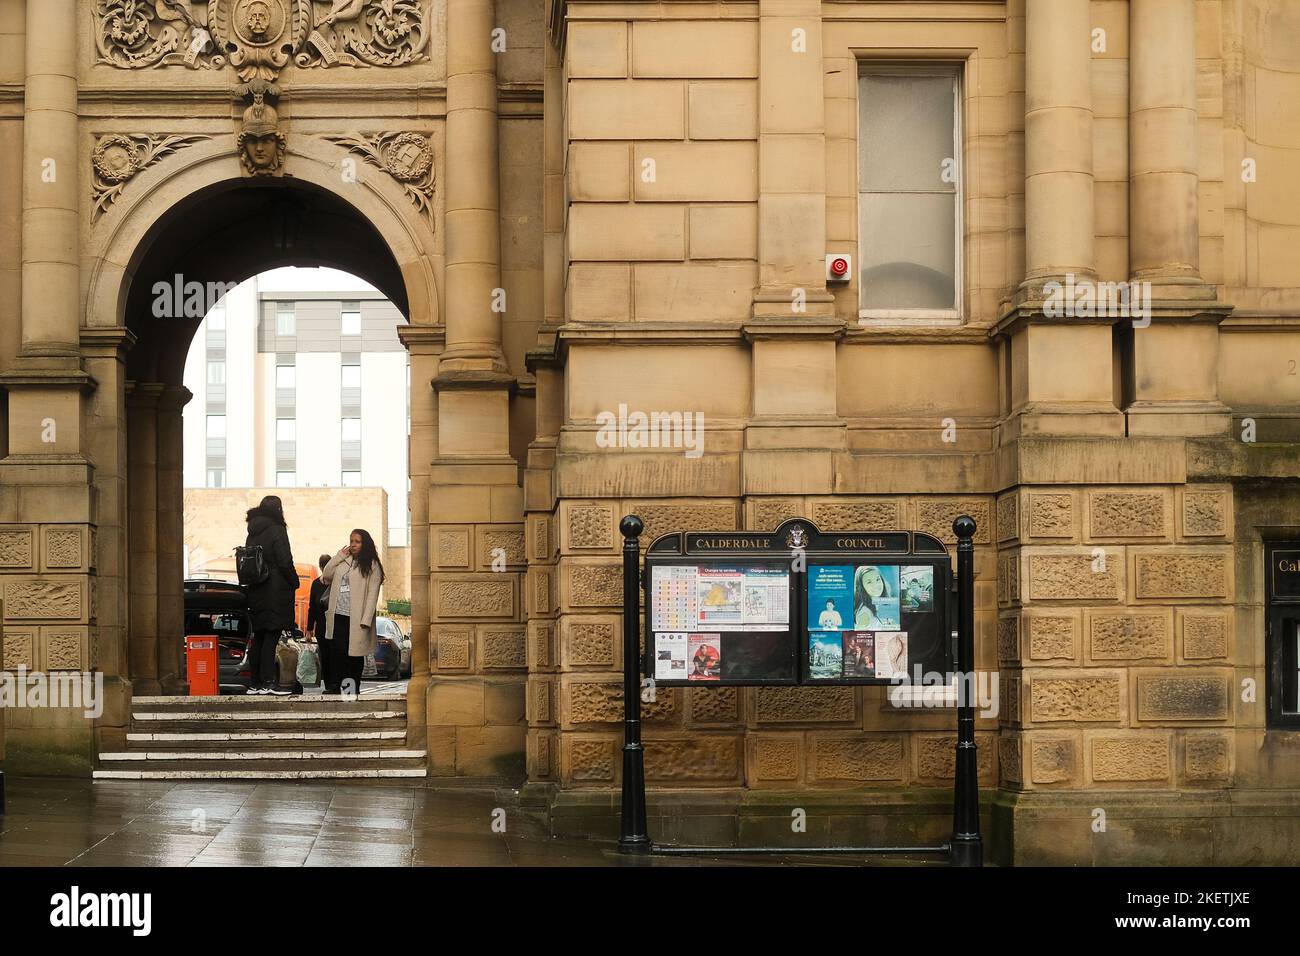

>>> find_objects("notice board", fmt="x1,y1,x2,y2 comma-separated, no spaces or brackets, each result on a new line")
644,519,952,687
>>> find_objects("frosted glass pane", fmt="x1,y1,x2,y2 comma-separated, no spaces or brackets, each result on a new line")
859,192,956,310
859,74,956,192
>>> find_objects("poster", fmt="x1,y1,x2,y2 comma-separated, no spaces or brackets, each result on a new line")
809,632,843,679
843,632,876,678
696,569,744,627
688,634,722,680
900,566,935,613
742,568,790,628
808,565,854,631
873,631,909,679
853,565,901,630
654,632,688,681
651,565,699,631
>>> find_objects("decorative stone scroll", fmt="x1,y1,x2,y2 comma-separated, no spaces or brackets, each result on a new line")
92,133,211,219
95,1,430,79
324,132,435,222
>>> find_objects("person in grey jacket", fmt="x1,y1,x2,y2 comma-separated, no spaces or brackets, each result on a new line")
320,528,385,696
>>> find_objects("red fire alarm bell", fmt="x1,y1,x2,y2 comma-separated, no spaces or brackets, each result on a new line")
826,254,852,282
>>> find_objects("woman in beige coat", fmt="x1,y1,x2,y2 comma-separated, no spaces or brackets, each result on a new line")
320,528,385,695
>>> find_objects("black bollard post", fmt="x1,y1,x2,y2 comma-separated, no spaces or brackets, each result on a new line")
618,515,650,853
949,515,983,866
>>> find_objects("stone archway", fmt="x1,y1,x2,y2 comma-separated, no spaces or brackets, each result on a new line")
80,143,442,755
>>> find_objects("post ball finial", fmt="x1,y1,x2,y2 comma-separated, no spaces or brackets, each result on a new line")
952,515,977,539
620,515,644,539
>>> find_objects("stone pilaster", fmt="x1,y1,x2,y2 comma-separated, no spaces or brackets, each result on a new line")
125,382,162,697
155,385,190,695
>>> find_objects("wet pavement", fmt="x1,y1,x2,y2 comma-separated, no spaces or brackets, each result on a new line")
0,778,944,866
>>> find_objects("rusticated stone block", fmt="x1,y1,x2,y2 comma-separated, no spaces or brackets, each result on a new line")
527,730,555,779
531,515,551,561
2,627,36,670
1028,493,1074,539
810,498,903,531
1029,675,1122,722
565,735,618,783
1091,735,1170,782
690,686,739,723
434,628,471,669
1133,551,1228,599
1026,614,1077,660
1086,610,1172,661
752,736,800,781
1030,736,1077,784
755,685,856,723
528,620,555,670
747,498,802,532
1027,552,1121,602
567,562,623,608
43,627,86,670
810,734,905,781
629,502,737,546
1184,733,1231,781
1087,490,1168,538
997,616,1019,662
526,677,554,725
2,577,86,621
479,528,526,568
434,576,514,618
42,526,85,570
996,492,1019,543
565,678,677,726
645,736,740,782
434,528,471,568
999,551,1021,605
1180,612,1228,660
1180,489,1229,538
999,735,1023,784
1000,675,1022,725
564,617,618,667
533,569,553,615
0,526,35,568
567,504,615,549
1136,674,1229,721
916,734,993,780
481,628,526,669
915,497,991,544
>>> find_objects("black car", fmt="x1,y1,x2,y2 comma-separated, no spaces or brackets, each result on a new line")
183,579,254,694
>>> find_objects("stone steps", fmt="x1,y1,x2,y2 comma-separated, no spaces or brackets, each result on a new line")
94,693,426,780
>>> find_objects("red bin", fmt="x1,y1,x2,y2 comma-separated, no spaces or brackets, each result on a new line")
186,634,220,696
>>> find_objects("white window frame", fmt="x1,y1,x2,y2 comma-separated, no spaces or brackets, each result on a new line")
341,364,362,389
341,470,362,487
341,417,362,442
276,471,297,488
275,364,296,390
276,418,296,442
856,61,964,326
207,468,225,488
207,308,226,330
206,415,226,438
207,362,226,385
276,304,296,336
342,302,362,336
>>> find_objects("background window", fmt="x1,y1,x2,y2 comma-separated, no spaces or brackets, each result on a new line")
858,67,961,317
342,302,361,336
206,415,226,438
341,418,362,442
276,303,296,336
276,471,296,488
341,364,361,389
207,308,226,330
342,470,362,487
275,365,296,389
207,469,225,488
207,362,225,385
276,418,296,442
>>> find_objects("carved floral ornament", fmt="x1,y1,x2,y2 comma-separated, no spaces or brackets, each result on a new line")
92,132,211,219
325,131,436,222
95,0,431,80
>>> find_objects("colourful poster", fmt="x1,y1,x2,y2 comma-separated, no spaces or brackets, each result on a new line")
808,565,854,631
853,565,901,630
843,632,876,678
900,566,935,613
874,631,909,679
651,565,698,632
742,568,790,628
697,570,743,628
688,634,722,680
809,631,843,679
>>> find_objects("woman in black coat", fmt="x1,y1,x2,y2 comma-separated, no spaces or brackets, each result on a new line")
244,495,298,695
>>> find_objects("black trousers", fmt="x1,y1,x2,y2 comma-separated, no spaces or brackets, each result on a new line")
248,629,280,688
325,614,365,694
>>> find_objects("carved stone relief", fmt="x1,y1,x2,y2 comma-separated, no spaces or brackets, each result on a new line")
92,133,211,219
324,132,435,222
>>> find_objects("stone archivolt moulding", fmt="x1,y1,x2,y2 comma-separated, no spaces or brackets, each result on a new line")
94,0,431,80
324,131,435,223
92,133,212,220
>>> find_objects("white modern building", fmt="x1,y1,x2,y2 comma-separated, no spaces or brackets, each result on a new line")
181,268,411,547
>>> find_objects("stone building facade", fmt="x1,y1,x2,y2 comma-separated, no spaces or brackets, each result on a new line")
0,0,1298,863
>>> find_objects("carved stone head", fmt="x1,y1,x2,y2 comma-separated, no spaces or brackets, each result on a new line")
238,96,286,175
244,1,272,38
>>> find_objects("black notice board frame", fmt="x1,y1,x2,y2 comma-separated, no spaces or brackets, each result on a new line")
643,519,953,688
